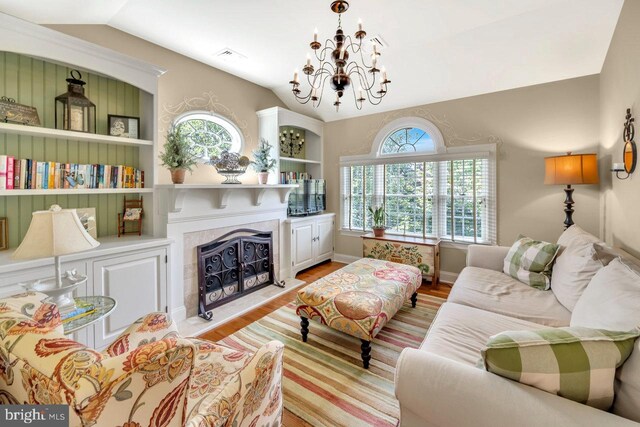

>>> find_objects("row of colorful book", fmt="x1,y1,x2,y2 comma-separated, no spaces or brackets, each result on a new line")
279,171,312,184
0,155,144,190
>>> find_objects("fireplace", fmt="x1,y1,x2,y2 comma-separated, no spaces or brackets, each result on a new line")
197,229,281,320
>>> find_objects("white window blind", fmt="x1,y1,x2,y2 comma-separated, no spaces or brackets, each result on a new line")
341,156,496,244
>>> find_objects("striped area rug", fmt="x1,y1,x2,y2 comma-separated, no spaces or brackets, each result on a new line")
218,293,445,427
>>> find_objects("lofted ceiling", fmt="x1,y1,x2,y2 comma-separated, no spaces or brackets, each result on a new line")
0,0,624,122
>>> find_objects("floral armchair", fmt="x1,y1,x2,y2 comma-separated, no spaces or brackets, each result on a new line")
0,292,284,427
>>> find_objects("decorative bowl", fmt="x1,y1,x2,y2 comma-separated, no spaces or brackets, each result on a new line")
209,151,251,184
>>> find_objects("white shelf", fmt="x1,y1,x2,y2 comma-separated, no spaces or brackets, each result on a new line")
279,156,322,164
0,235,173,275
156,183,298,212
0,188,153,196
0,122,153,147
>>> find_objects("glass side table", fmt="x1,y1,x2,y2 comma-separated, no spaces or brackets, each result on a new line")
63,296,117,335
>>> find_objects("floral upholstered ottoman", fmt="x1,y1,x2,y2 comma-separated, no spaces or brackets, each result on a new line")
295,257,422,368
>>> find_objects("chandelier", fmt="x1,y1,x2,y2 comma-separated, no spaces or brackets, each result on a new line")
289,0,390,112
280,128,305,157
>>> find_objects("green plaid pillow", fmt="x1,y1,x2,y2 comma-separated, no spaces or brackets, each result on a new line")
503,235,559,289
482,327,639,410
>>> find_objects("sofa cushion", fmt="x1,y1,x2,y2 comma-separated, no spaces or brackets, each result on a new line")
557,224,601,253
570,257,640,421
420,302,546,366
450,267,571,327
503,235,559,290
551,225,607,311
551,244,607,312
482,327,638,410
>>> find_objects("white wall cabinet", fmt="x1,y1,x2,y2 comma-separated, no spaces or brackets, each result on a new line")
0,237,171,349
285,213,335,277
92,248,167,349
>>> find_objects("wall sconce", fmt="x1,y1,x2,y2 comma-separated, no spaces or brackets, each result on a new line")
612,108,636,180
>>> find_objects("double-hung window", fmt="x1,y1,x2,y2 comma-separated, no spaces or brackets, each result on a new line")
340,118,496,244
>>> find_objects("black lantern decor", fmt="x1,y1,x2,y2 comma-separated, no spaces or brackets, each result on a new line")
55,70,96,133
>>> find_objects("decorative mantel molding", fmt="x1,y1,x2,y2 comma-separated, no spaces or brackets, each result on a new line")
156,184,298,212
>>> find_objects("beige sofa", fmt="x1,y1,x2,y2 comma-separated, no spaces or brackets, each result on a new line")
395,242,640,427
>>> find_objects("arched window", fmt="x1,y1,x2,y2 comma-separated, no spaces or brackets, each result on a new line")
373,117,444,158
174,112,243,161
380,127,435,154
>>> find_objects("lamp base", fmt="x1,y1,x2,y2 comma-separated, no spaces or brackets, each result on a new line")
563,185,575,230
23,272,88,310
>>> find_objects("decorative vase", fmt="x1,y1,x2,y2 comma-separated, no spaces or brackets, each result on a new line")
373,227,385,238
170,168,186,184
258,172,269,185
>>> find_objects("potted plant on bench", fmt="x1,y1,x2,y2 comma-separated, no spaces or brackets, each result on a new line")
369,205,386,237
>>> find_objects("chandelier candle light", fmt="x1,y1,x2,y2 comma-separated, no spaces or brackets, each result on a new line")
290,0,390,112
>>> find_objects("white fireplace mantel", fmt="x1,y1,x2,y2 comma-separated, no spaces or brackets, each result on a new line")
156,183,298,212
156,182,300,325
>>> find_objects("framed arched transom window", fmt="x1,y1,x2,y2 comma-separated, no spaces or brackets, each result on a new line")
340,117,496,245
174,111,243,161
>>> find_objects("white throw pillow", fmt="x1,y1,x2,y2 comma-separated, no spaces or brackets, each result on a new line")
571,257,640,421
551,225,606,311
557,224,601,254
551,245,606,311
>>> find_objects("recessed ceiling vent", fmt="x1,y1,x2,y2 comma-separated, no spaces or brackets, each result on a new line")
368,34,388,50
214,48,247,63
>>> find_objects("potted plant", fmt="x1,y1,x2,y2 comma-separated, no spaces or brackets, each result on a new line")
251,138,277,184
369,205,386,237
159,125,198,184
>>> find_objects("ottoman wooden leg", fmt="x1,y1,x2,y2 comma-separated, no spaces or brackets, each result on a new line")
411,292,418,308
361,339,372,369
300,317,309,342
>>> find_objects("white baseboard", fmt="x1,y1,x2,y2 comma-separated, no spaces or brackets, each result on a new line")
334,253,459,284
440,271,459,284
334,253,361,264
172,306,187,323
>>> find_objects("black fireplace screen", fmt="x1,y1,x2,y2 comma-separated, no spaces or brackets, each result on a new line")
197,229,275,320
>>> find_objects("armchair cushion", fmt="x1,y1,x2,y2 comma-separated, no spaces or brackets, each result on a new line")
0,293,284,427
103,312,179,357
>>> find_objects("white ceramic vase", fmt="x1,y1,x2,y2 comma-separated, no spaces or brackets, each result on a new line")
258,172,269,185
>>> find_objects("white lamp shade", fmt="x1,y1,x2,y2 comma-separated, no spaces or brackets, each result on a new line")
12,207,100,260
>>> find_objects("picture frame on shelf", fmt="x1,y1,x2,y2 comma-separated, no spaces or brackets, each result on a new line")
108,114,140,139
75,208,97,239
0,217,7,250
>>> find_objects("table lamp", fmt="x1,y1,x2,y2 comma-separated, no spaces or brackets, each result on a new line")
12,205,100,309
544,152,599,229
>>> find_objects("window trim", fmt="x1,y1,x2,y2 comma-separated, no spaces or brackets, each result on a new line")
173,110,244,162
339,117,497,245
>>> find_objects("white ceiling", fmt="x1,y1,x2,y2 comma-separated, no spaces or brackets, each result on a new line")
0,0,624,122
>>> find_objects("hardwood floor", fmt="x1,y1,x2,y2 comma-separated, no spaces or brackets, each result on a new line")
198,260,452,427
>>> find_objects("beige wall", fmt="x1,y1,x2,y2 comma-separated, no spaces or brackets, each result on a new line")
325,76,601,273
48,24,286,184
49,25,605,273
600,0,640,258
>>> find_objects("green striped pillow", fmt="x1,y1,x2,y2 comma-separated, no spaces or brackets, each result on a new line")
503,235,559,289
482,327,639,409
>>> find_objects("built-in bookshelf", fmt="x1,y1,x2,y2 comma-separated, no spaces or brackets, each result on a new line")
0,18,163,248
257,107,324,186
